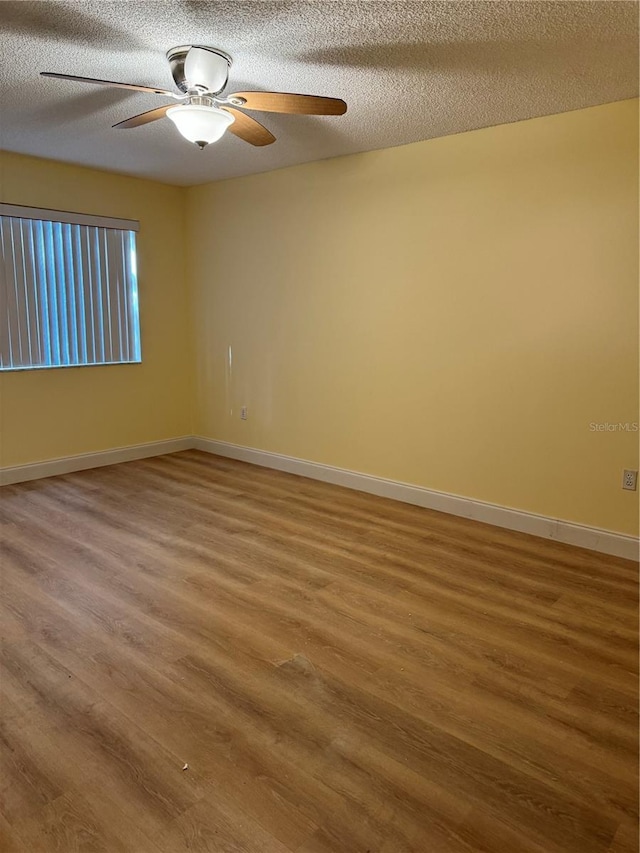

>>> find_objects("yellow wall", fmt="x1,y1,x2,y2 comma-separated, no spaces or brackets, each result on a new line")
0,152,192,465
2,102,637,536
187,99,639,536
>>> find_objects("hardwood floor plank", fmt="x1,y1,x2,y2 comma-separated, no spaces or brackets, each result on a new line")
607,821,640,853
155,794,295,853
0,813,29,853
0,450,637,852
11,790,164,853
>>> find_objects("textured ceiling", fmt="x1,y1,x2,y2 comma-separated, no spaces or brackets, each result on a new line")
0,1,637,186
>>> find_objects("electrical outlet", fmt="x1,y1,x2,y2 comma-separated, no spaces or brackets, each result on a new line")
240,406,248,420
622,469,638,491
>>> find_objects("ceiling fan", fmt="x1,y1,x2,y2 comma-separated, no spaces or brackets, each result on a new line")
40,45,347,150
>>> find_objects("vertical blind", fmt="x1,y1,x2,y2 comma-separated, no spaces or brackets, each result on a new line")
0,208,141,370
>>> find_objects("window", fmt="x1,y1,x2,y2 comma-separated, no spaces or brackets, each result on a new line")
0,204,141,370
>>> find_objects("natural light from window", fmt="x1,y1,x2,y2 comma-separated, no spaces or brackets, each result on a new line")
0,209,142,371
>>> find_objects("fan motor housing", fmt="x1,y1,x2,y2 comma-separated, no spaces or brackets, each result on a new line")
167,45,232,95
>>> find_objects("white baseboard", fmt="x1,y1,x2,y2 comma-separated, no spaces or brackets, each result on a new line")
193,437,639,562
2,435,636,561
0,437,193,486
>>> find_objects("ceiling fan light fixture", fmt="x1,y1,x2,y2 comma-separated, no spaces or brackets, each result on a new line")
166,104,234,148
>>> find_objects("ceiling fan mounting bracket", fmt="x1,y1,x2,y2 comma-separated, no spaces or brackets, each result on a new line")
166,45,232,95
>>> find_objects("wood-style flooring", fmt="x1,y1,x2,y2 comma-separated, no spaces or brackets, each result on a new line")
0,450,638,852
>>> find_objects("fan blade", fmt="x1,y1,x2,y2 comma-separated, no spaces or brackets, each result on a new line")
230,91,347,115
40,72,176,98
222,108,275,146
113,104,174,129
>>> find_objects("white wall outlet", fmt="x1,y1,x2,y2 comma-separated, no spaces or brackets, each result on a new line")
622,469,638,491
240,406,248,420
